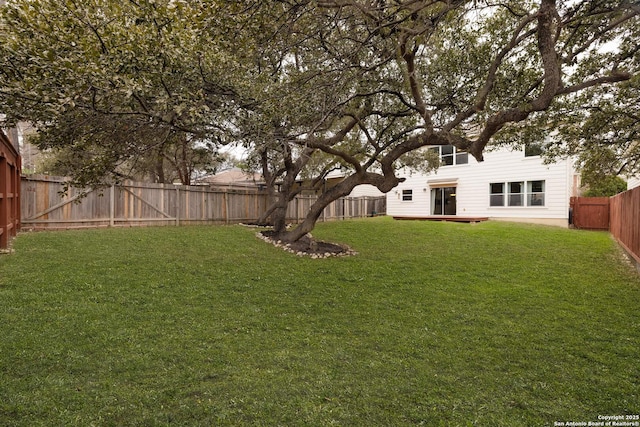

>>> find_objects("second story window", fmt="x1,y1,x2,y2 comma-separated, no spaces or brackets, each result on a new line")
429,145,468,166
524,143,544,157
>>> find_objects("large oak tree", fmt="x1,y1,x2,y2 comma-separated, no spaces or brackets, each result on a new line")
235,0,639,242
1,0,637,242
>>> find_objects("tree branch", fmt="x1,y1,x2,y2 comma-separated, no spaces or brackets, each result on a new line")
557,71,632,95
445,13,538,131
469,0,563,160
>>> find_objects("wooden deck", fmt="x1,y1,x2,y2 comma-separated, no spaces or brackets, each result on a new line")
393,216,489,224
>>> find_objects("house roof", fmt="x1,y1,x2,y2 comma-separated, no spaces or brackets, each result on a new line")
198,168,263,187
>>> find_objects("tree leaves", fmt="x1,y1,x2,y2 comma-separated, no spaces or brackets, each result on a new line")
1,0,638,239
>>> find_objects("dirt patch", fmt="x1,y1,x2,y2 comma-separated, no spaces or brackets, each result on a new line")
257,230,356,258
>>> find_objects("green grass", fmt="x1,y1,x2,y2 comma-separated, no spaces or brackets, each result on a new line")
1,217,639,426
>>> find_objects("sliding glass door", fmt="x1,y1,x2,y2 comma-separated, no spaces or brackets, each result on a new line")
431,187,457,215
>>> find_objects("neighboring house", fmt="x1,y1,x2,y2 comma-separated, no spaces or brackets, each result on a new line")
349,183,385,198
627,176,640,190
197,167,265,191
289,168,385,198
324,169,385,198
387,145,580,227
196,166,385,197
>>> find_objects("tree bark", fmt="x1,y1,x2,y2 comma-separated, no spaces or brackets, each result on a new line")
154,154,166,184
254,148,280,225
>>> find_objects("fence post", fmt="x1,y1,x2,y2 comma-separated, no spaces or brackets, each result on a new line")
223,191,228,224
175,187,180,226
109,185,115,227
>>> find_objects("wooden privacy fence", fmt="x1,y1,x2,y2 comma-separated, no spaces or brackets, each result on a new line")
569,197,610,230
610,187,640,265
0,131,21,250
21,176,386,230
571,190,640,267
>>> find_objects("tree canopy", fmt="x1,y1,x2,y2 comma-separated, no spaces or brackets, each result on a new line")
1,0,638,242
0,0,249,185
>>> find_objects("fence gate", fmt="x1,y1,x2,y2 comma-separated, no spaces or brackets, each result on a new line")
570,197,610,230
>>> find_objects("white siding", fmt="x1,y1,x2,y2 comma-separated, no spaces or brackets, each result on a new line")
387,147,577,226
627,176,640,190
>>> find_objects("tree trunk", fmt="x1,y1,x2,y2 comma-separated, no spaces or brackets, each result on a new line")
255,202,277,226
155,155,166,183
255,150,278,225
257,144,314,231
275,172,402,243
271,192,290,235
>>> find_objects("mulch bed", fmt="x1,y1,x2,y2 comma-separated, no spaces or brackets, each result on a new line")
257,230,356,258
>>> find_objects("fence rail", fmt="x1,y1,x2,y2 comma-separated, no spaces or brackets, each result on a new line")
21,176,386,230
610,187,640,265
0,131,21,250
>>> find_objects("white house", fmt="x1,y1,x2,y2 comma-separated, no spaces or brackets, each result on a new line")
387,145,579,227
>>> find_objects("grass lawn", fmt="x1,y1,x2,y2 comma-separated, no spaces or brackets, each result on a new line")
1,217,639,426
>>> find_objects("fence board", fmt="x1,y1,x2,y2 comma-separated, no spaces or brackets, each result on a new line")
20,176,386,230
1,131,21,250
570,197,610,230
610,187,640,265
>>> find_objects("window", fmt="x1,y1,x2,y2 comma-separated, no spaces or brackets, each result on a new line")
456,151,469,165
490,180,545,207
429,145,468,166
402,189,413,201
490,183,505,206
441,144,454,165
508,181,524,206
527,180,545,205
524,143,544,157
